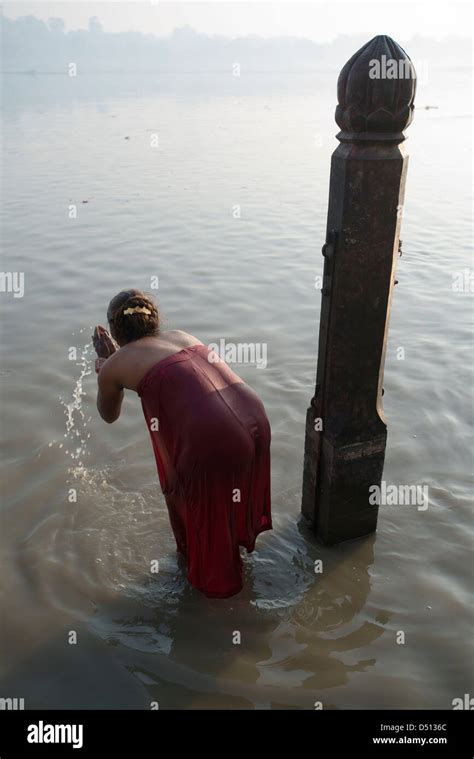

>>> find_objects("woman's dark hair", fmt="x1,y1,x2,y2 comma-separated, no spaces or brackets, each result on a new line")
107,289,160,345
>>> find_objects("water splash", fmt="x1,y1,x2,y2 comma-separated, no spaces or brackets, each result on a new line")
57,334,94,470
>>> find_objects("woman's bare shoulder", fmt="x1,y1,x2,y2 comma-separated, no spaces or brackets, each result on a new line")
161,329,203,346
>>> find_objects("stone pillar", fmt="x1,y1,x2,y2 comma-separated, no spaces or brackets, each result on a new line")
301,35,416,544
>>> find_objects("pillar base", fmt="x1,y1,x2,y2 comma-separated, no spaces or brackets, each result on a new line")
302,412,385,545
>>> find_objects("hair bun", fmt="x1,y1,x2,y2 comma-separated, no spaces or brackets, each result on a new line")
108,289,160,344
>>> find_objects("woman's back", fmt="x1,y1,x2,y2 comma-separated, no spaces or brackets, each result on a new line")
137,343,272,597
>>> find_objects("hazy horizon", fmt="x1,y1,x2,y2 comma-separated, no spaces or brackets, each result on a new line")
2,1,472,42
1,10,472,73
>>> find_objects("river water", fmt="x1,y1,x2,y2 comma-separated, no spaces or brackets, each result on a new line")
0,67,472,709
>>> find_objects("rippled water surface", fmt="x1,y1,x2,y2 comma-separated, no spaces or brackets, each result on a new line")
0,68,472,709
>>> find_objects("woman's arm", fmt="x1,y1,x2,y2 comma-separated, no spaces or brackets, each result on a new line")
96,359,124,423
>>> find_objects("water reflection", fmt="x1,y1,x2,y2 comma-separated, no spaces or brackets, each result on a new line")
0,455,386,709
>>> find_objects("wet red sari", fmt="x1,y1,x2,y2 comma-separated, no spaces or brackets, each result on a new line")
137,344,272,598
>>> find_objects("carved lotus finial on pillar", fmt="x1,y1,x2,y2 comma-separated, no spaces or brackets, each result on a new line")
335,35,416,143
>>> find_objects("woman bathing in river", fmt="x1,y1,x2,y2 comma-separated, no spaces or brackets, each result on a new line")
93,289,272,598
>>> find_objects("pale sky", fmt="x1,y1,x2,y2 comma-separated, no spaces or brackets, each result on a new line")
2,0,472,42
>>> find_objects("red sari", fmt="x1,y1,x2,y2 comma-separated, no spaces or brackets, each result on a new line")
137,344,272,598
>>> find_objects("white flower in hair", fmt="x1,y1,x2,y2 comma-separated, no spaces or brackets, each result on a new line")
123,306,152,316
